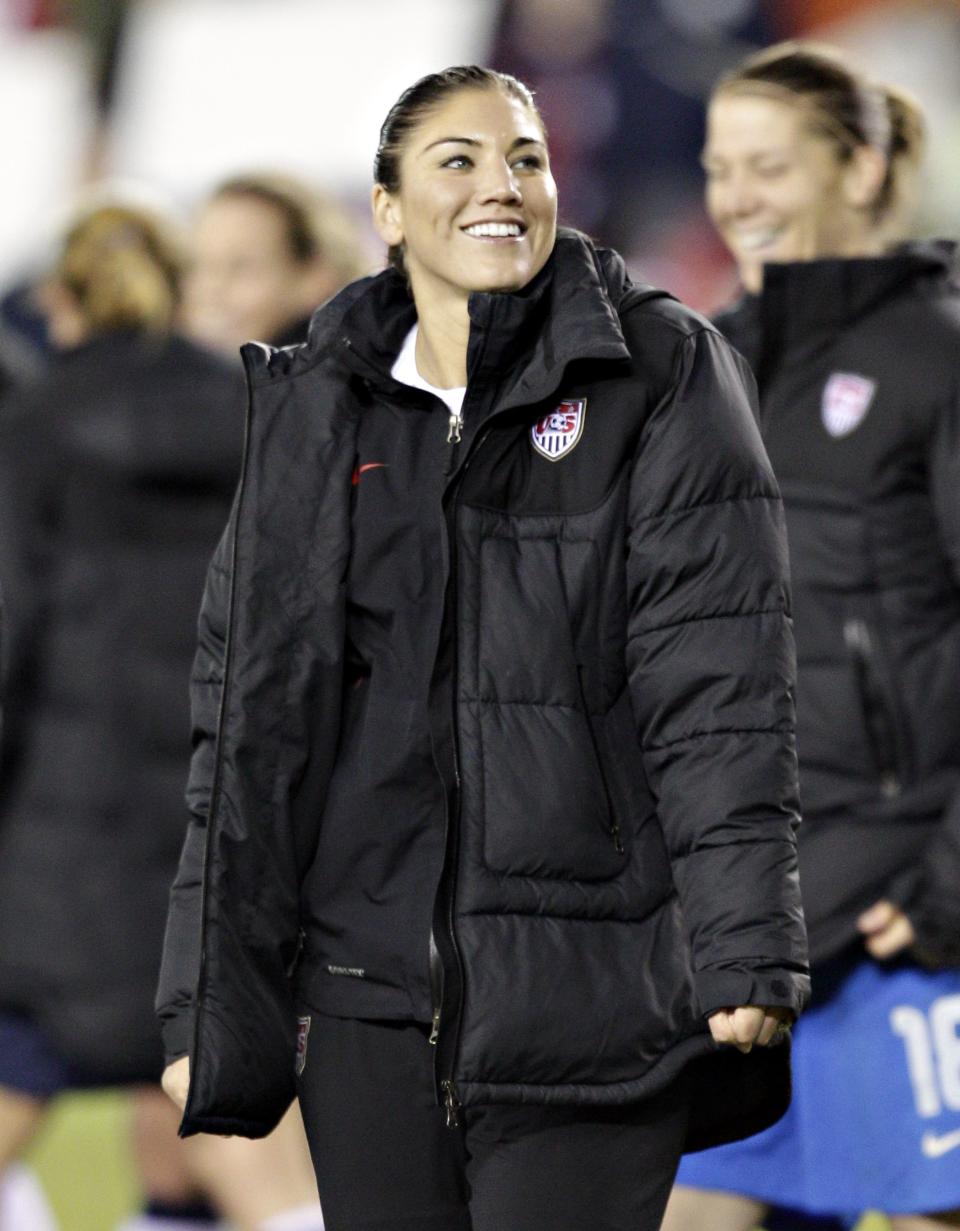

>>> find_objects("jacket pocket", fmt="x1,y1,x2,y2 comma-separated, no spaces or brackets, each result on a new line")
843,618,902,799
576,666,624,854
479,698,630,881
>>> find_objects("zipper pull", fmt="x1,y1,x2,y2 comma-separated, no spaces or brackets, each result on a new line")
429,1008,441,1046
447,411,462,444
441,1080,461,1129
880,773,901,799
611,821,624,856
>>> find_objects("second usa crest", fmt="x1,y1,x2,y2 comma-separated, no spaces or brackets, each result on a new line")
531,399,587,461
821,373,876,438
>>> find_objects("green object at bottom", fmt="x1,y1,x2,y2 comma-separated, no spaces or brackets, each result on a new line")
25,1092,139,1231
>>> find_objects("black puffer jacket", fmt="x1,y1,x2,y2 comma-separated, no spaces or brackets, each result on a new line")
158,231,809,1145
0,332,243,1082
715,244,960,966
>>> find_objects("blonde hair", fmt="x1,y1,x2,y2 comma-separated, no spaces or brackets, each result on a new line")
715,41,926,225
57,204,184,335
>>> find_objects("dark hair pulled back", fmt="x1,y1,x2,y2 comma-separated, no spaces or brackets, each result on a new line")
374,65,542,273
716,42,925,223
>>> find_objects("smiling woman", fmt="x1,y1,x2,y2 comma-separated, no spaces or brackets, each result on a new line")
157,64,810,1231
666,41,960,1231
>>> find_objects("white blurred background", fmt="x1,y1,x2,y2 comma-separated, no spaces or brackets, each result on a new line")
2,0,959,311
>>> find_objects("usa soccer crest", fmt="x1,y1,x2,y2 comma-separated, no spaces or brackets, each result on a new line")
821,373,876,438
531,399,587,461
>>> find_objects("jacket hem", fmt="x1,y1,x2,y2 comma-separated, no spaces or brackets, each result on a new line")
178,1112,284,1140
455,1029,715,1108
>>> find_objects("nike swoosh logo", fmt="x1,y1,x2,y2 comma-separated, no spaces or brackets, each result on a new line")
921,1128,960,1158
351,462,387,486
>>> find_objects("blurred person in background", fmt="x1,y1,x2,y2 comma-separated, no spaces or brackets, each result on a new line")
158,64,808,1231
183,173,372,355
0,201,325,1231
665,41,960,1231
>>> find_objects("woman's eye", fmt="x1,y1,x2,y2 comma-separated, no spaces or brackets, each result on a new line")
755,163,788,178
442,154,472,169
513,155,544,171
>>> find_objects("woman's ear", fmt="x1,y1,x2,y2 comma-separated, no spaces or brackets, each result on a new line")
842,143,888,212
371,184,404,247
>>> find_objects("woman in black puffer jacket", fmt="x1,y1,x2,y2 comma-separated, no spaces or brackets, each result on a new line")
668,42,960,1231
159,66,809,1231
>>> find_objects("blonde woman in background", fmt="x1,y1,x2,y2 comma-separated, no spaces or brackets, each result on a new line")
0,202,324,1231
665,42,960,1231
184,173,373,355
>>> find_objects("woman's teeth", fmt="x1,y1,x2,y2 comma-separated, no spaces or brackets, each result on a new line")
463,222,523,238
734,229,781,251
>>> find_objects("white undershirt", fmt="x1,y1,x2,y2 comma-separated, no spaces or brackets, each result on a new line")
391,324,466,420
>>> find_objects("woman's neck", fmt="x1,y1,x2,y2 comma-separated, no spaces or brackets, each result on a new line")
836,225,888,261
411,286,470,389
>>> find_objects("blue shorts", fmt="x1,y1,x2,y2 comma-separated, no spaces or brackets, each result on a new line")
0,1012,97,1099
677,958,960,1218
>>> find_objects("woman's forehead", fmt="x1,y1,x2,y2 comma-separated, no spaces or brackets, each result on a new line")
406,87,544,151
706,93,803,148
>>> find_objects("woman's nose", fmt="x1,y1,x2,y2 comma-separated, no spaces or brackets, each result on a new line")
478,161,522,204
722,172,762,217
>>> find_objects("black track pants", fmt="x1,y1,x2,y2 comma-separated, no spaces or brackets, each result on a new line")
295,1013,689,1231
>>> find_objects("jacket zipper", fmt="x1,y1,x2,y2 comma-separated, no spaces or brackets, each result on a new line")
428,929,442,1045
286,926,307,979
431,474,467,1128
576,666,624,853
428,308,505,1125
843,618,902,798
429,418,497,1128
441,1079,461,1128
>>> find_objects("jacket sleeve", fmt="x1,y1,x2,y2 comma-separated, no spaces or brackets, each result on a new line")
155,510,235,1060
888,381,960,965
625,326,810,1018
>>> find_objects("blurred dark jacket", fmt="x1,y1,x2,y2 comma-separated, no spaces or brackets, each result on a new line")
715,243,960,969
0,330,243,1082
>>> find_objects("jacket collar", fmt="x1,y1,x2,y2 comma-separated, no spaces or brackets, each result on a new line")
465,228,632,410
755,241,957,342
267,228,632,407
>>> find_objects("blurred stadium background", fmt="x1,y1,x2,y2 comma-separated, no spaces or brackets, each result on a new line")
2,0,959,1226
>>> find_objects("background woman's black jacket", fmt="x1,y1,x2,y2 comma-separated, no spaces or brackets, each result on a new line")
715,244,960,967
158,230,809,1146
0,332,243,1082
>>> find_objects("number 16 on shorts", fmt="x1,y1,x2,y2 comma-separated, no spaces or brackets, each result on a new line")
891,994,960,1151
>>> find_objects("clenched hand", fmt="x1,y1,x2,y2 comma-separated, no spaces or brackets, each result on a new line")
708,1004,792,1052
161,1055,190,1111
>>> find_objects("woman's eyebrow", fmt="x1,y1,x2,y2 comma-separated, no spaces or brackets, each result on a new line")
420,135,545,154
421,136,480,153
